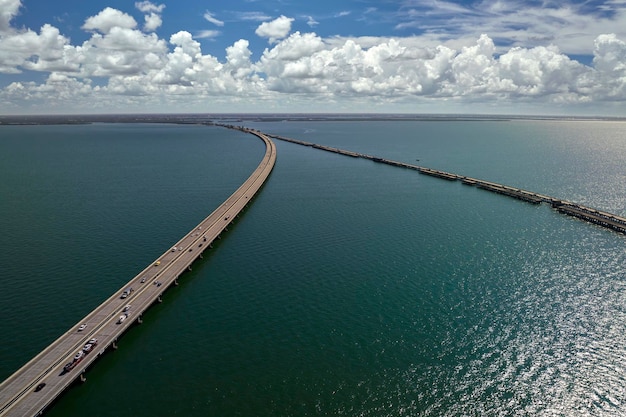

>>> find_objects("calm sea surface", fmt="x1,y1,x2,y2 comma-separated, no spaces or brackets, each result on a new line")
1,120,626,416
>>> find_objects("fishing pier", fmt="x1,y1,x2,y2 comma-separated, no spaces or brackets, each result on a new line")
269,133,626,236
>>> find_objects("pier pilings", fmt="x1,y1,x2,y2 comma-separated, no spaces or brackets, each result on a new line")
268,132,626,236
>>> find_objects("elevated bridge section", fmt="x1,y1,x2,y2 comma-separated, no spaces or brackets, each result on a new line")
0,128,276,417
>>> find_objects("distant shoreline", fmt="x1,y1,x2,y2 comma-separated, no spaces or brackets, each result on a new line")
1,113,625,125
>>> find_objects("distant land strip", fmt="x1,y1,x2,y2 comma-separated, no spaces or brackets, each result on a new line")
2,113,626,126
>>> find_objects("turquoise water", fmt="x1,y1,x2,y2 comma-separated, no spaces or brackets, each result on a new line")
1,120,626,416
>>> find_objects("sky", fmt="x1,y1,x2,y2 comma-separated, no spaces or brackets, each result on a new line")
1,0,626,115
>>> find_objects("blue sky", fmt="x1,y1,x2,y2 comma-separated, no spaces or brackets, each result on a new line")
1,0,626,115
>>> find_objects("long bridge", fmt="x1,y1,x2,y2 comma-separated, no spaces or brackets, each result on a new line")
0,128,276,417
268,133,626,235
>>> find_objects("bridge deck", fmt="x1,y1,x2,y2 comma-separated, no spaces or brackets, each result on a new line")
0,129,275,417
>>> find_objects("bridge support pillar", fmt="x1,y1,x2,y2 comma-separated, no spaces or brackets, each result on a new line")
188,265,192,271
174,279,179,286
138,315,143,324
112,340,118,350
80,373,86,383
199,253,203,259
158,294,162,303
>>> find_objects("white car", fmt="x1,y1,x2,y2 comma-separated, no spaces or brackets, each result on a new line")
78,324,87,332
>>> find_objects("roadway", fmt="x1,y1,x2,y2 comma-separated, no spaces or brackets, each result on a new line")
0,128,276,417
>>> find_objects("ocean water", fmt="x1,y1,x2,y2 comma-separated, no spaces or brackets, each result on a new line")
1,119,626,416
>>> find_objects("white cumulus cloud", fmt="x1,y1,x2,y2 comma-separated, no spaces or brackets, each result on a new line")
2,4,626,115
255,15,294,44
135,1,165,14
82,7,137,35
0,0,21,32
0,22,75,74
144,13,162,32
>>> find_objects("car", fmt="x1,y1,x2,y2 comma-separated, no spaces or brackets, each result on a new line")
154,261,161,266
171,247,177,252
123,304,131,312
34,383,46,392
83,343,93,353
121,287,134,299
78,324,87,332
141,277,146,283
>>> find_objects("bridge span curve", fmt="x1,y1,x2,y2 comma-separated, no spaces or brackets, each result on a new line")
0,128,275,417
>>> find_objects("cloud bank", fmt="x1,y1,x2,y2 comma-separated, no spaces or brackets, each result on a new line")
1,1,626,114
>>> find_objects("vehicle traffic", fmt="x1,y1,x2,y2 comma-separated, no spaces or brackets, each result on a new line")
83,338,98,353
63,351,85,372
120,287,133,299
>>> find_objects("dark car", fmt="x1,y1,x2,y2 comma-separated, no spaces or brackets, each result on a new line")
34,383,46,392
